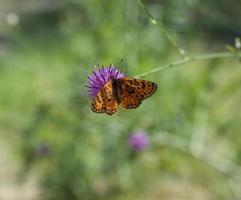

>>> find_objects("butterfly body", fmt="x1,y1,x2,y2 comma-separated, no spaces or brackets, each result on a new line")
91,77,157,115
111,78,122,103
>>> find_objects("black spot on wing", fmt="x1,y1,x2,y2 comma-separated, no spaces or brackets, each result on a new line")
125,87,135,94
141,81,145,89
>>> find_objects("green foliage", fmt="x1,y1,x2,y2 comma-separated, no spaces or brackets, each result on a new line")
0,0,241,199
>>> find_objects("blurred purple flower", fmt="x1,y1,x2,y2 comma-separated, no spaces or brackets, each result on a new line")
129,131,150,151
36,143,50,156
86,65,125,99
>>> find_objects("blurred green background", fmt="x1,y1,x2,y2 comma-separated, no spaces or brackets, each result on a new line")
0,0,241,199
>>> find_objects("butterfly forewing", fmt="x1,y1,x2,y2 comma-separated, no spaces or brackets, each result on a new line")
91,81,118,115
119,78,157,109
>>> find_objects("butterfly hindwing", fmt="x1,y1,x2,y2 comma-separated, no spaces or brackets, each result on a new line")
91,81,118,115
91,89,106,113
119,77,157,109
105,98,118,115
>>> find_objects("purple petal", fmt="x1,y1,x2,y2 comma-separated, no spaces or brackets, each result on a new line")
86,65,125,99
129,130,149,151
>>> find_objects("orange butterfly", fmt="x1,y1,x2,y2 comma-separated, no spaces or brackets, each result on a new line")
91,77,157,115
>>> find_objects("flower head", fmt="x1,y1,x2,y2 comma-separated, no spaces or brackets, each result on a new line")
128,130,150,151
86,65,125,99
36,143,50,156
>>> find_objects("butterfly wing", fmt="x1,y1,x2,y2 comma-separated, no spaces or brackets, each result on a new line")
119,77,157,109
91,80,118,115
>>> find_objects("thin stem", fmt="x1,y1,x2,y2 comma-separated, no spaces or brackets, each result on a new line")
155,134,241,179
138,0,187,57
154,134,241,199
135,51,241,78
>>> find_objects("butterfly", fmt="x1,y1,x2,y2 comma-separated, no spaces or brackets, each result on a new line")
91,77,157,115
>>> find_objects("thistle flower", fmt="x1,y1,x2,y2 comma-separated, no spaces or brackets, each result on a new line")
128,130,150,151
86,65,125,99
36,143,50,156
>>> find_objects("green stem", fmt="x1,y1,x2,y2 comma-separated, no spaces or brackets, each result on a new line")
135,51,241,78
138,0,187,57
154,134,241,181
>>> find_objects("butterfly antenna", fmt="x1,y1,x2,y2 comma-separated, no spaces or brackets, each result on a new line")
117,58,128,74
117,58,124,68
116,58,129,75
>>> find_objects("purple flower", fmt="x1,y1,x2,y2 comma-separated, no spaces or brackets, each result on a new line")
36,143,50,156
129,130,150,151
86,65,125,99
